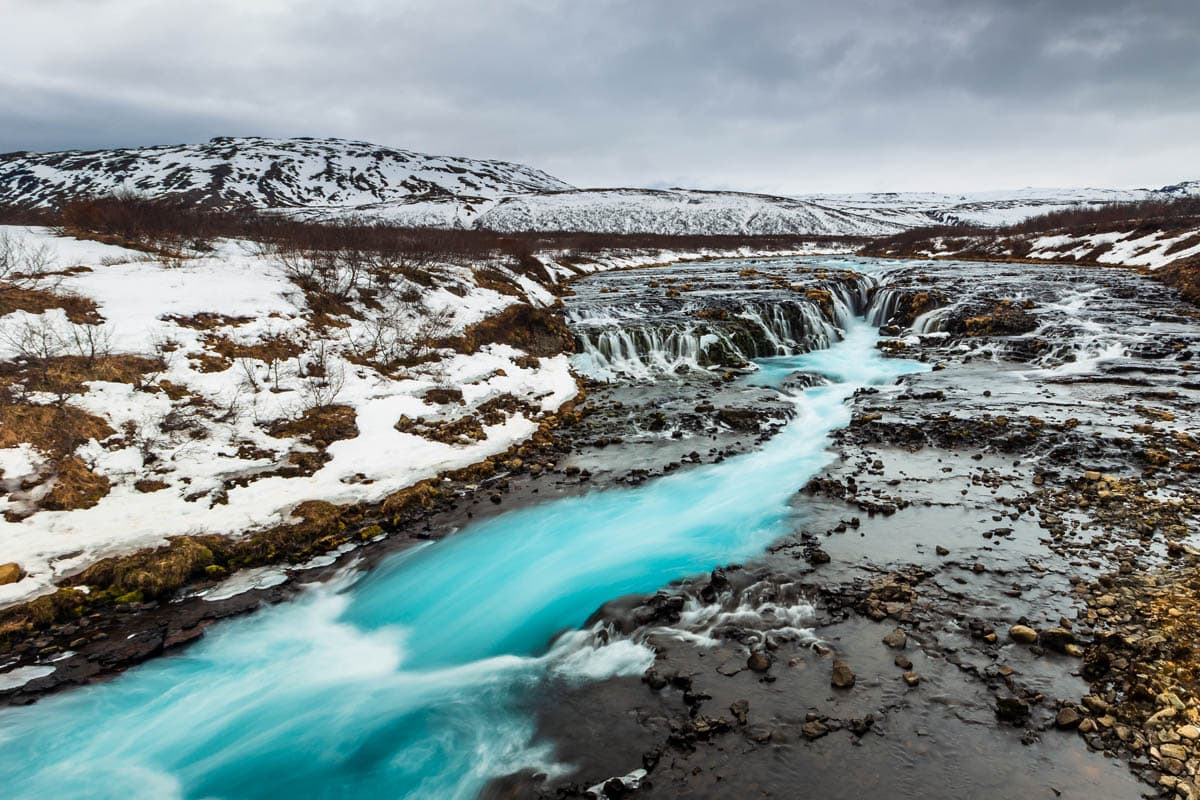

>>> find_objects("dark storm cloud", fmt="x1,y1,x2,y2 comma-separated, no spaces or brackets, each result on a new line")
0,0,1196,192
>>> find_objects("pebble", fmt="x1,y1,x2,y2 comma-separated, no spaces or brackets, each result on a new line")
747,651,773,673
1055,706,1083,729
1008,624,1038,644
831,660,856,689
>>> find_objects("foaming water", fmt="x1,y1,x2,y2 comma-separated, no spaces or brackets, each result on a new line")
0,320,924,800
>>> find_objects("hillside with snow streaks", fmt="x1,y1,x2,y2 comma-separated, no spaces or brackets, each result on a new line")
2,137,1198,237
473,189,928,236
0,137,572,209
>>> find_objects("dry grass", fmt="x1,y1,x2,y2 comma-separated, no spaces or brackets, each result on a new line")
203,333,304,363
162,312,254,330
0,404,114,456
6,354,162,395
0,284,102,324
270,404,358,448
41,455,111,510
456,303,574,357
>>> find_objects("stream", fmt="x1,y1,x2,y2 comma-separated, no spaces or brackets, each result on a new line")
0,258,930,799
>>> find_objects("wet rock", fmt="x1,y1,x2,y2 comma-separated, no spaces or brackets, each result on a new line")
935,545,950,556
996,696,1030,725
902,671,920,687
1055,706,1083,729
0,563,23,585
802,720,829,740
847,715,875,736
831,660,856,689
894,655,913,670
747,651,773,673
1008,624,1039,644
716,407,762,432
729,699,749,726
1037,627,1076,653
603,777,632,798
882,628,908,649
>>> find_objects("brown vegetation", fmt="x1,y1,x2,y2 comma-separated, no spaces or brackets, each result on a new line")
0,284,101,324
41,455,111,511
2,353,162,396
269,404,358,448
457,303,574,357
0,404,113,456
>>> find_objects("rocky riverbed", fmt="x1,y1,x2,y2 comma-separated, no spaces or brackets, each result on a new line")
489,256,1200,799
2,254,1196,800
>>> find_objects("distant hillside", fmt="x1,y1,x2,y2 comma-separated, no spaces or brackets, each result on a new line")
1,136,1197,238
0,136,573,210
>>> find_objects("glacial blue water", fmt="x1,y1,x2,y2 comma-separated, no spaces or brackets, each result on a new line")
0,319,924,800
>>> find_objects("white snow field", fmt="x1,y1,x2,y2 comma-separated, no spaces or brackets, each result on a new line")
0,224,838,606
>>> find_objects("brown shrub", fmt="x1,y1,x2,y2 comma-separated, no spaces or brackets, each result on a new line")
76,536,218,599
12,354,162,395
270,404,358,448
0,404,114,456
41,455,111,510
163,312,254,330
458,303,574,357
0,284,101,324
422,387,465,405
203,333,303,363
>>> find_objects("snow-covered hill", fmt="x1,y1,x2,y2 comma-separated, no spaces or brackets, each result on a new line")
1,136,1196,237
473,188,928,236
0,136,572,209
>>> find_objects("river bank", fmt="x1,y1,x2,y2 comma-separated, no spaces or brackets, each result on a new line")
499,256,1200,799
1,253,1196,799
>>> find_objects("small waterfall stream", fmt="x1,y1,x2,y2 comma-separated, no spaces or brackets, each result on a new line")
0,258,929,800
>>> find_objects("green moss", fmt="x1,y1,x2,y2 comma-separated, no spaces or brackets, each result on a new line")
113,589,144,605
204,564,228,579
359,524,384,541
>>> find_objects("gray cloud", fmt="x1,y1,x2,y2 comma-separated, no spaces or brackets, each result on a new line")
0,0,1196,192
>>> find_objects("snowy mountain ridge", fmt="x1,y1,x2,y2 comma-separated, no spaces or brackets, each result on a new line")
0,136,572,210
1,136,1196,236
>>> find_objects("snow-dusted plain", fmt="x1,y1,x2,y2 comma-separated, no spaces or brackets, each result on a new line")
3,137,1197,237
889,226,1200,271
0,224,839,607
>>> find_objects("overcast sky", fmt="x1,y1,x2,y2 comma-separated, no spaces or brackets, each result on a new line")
1,0,1197,194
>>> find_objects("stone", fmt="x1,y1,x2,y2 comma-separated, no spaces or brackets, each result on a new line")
1037,627,1076,653
747,651,773,673
831,660,856,689
1078,718,1098,734
882,628,908,649
1055,706,1083,729
1160,743,1189,761
802,720,829,740
0,562,22,585
1177,725,1200,740
902,671,920,687
996,696,1030,724
1148,707,1179,726
935,545,950,556
894,655,913,670
1009,624,1039,644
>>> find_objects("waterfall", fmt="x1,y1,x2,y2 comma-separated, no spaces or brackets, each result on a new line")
568,267,878,380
